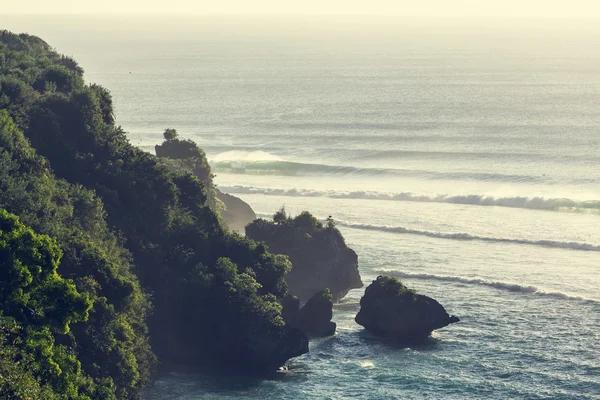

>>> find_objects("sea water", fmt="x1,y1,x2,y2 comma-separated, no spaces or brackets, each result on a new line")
2,15,599,399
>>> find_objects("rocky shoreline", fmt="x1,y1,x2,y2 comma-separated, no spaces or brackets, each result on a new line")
155,133,460,366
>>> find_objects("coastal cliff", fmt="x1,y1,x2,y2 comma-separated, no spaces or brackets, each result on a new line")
216,189,257,233
0,30,307,399
246,209,363,302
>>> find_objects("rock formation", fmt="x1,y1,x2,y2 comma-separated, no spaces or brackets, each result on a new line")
246,210,363,302
216,189,257,233
355,276,459,341
282,290,336,337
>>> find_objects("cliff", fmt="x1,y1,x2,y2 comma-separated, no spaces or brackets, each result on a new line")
216,189,257,233
155,133,256,232
355,276,459,342
0,30,306,399
246,209,363,302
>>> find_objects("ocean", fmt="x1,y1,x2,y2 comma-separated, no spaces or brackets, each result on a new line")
2,15,599,399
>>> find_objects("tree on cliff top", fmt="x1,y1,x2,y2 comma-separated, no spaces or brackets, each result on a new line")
163,128,178,141
273,206,288,225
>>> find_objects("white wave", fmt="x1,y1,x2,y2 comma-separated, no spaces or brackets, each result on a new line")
210,151,282,162
337,222,600,252
358,361,375,368
218,185,600,212
382,271,596,303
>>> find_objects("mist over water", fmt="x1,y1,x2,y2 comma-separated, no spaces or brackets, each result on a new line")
5,15,599,399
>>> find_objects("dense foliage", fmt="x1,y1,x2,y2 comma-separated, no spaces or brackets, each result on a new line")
247,208,339,249
0,108,153,398
0,209,90,400
155,128,224,216
0,30,307,397
155,129,257,232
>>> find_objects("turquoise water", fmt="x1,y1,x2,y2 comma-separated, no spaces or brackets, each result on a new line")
3,15,600,399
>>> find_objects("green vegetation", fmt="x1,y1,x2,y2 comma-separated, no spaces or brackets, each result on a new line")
0,109,153,399
0,30,307,398
367,276,417,299
250,208,334,239
155,128,224,216
0,209,90,400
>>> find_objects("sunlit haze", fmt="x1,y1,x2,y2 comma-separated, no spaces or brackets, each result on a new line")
3,0,600,18
1,0,599,399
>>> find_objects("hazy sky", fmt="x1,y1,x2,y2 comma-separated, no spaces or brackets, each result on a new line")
3,0,600,17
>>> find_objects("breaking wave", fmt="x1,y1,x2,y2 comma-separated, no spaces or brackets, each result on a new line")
382,271,596,303
219,185,600,212
337,222,600,252
212,160,554,183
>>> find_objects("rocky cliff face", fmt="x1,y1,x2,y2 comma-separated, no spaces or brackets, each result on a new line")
355,276,459,341
216,189,257,233
246,211,363,302
282,290,336,338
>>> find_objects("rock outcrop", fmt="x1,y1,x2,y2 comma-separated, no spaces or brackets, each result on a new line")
216,189,257,233
246,210,363,302
355,276,459,341
282,290,336,338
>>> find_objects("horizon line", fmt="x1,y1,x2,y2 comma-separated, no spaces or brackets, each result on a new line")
3,13,600,19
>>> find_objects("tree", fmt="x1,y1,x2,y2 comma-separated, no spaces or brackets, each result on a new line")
273,206,287,225
326,215,336,229
0,208,91,333
162,128,178,141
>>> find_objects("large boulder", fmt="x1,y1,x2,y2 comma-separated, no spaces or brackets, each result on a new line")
246,210,363,302
283,290,336,338
355,276,459,341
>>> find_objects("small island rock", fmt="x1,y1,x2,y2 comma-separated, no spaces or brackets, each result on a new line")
355,276,459,341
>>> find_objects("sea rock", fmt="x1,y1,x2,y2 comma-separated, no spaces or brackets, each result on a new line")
216,189,257,233
246,210,363,302
233,325,309,373
283,290,336,337
355,276,459,341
